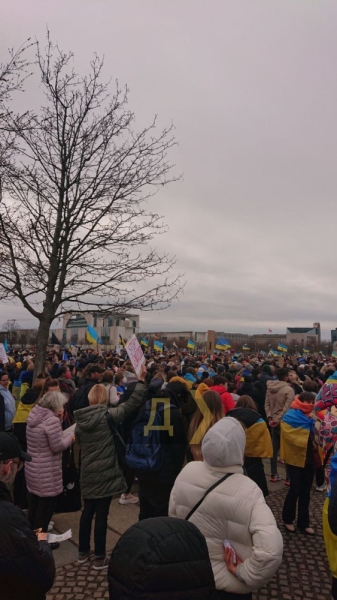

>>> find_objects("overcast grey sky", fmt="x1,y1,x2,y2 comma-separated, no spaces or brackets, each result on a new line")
1,0,337,339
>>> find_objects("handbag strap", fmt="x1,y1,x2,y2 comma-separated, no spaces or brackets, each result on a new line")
185,473,233,521
105,411,126,448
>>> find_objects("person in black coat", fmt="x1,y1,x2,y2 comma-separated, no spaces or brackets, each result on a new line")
108,516,217,600
137,387,186,520
237,376,264,418
69,365,102,413
0,433,55,600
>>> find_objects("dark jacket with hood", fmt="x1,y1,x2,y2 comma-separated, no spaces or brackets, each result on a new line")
74,382,146,499
136,389,186,485
0,481,55,600
70,377,97,413
108,516,217,600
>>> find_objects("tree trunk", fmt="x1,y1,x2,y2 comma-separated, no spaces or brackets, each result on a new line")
33,318,51,379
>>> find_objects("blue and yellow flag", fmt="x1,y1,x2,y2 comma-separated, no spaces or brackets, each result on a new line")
303,348,310,354
86,324,101,345
3,338,9,352
280,408,314,468
270,349,282,356
277,343,288,353
332,351,337,358
245,418,273,458
154,340,163,352
187,340,195,350
140,337,149,348
242,345,250,351
215,337,231,351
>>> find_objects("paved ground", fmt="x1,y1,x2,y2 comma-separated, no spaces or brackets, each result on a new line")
47,464,332,599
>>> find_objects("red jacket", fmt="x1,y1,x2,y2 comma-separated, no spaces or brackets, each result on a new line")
210,385,235,415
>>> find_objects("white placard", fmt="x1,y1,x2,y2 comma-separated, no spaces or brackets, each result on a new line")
125,335,145,377
0,344,9,364
48,529,72,543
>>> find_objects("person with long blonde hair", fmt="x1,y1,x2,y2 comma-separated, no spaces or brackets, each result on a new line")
188,391,224,461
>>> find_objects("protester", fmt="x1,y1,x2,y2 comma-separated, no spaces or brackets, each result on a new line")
0,432,55,600
169,417,283,599
280,392,316,534
265,368,295,483
70,365,102,412
210,376,235,414
0,371,16,433
74,368,147,570
228,395,272,497
25,391,75,547
188,390,224,460
108,517,217,600
101,370,119,406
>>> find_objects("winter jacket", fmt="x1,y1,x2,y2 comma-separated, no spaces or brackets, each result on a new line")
108,516,217,600
169,417,283,594
0,481,55,600
0,384,16,432
69,378,97,413
25,405,73,497
237,382,264,414
265,380,295,424
209,385,235,414
74,382,146,499
12,388,40,449
136,395,186,485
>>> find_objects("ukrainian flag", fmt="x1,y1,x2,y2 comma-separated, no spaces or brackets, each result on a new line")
215,337,231,350
140,337,149,348
245,418,273,458
187,340,195,350
270,349,281,356
154,340,163,352
277,343,288,353
303,348,310,354
332,351,337,358
280,409,314,468
242,345,250,351
86,324,101,345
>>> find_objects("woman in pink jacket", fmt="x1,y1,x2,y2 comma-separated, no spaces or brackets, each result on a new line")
25,391,74,545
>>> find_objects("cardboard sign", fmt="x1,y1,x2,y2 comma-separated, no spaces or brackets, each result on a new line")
0,344,9,364
277,356,284,368
125,335,145,377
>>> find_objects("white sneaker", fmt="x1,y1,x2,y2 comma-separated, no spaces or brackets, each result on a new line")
47,521,54,532
119,493,139,505
316,484,326,492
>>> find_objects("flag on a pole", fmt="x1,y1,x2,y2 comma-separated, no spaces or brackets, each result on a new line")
242,344,250,351
3,338,9,353
187,340,195,350
172,341,178,349
269,329,272,332
51,332,61,345
154,340,163,352
270,349,282,356
332,351,337,358
86,324,101,345
140,337,149,348
303,348,310,354
62,350,68,361
277,343,288,353
119,334,126,348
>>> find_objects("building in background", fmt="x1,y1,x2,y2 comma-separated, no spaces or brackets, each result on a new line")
286,323,321,350
331,329,337,345
53,312,139,347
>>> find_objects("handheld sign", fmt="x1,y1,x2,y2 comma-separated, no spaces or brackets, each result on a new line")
125,335,145,378
0,344,9,364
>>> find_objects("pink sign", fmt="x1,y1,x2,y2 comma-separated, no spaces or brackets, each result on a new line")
125,334,145,377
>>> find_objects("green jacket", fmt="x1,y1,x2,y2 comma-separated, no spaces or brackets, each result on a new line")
74,382,146,500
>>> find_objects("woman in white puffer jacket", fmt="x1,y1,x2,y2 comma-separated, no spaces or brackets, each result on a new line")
169,417,283,600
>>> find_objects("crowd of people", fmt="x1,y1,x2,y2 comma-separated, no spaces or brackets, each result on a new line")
0,344,337,599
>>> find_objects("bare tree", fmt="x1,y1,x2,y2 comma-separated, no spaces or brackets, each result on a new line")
0,36,182,376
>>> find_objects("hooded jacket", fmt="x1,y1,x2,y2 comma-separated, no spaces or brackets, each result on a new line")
0,481,55,600
108,517,217,600
25,405,73,497
169,417,283,594
74,382,146,499
265,380,295,424
209,385,235,415
0,384,16,432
